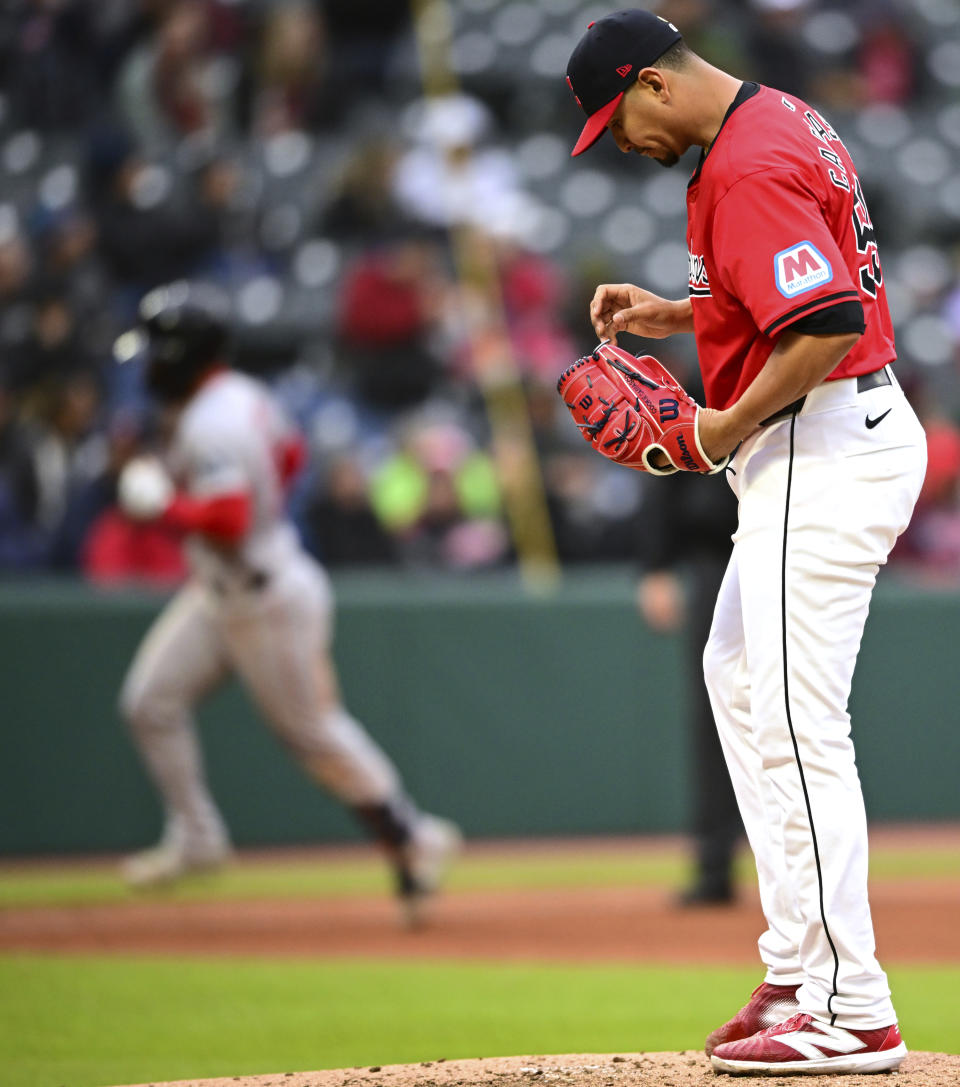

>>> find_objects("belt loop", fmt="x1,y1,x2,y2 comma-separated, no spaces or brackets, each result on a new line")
856,367,892,394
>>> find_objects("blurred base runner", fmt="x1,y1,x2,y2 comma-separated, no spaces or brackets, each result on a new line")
116,282,460,926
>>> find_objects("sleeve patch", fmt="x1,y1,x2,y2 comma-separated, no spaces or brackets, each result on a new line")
774,241,833,299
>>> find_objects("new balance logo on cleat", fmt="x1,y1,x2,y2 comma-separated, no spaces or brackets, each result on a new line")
774,1021,875,1060
710,1012,907,1076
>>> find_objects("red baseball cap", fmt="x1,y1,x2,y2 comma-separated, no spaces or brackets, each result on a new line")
566,9,682,156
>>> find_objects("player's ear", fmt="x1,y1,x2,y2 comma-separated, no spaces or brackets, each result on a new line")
638,67,668,100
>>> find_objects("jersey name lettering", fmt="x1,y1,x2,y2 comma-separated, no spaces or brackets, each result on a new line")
801,107,884,299
819,147,850,191
804,108,839,144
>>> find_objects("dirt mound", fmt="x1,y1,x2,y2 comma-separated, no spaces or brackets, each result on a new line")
117,1050,960,1087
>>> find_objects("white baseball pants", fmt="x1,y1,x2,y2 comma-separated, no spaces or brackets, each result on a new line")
703,369,926,1028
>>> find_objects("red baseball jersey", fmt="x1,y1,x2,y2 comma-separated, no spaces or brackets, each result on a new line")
686,84,895,410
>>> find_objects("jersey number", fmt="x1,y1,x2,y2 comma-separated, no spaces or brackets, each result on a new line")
852,176,882,298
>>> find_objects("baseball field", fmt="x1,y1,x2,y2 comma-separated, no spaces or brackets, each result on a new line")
1,826,958,1087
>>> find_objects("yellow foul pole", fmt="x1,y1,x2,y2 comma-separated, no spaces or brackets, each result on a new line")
409,0,561,593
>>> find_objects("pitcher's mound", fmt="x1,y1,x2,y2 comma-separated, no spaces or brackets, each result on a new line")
118,1050,960,1087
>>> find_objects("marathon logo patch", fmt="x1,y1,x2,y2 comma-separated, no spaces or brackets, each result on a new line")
774,241,833,298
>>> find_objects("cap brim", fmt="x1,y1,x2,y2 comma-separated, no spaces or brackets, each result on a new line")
571,93,623,156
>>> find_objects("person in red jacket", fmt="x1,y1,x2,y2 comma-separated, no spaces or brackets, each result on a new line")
82,505,187,587
114,281,460,924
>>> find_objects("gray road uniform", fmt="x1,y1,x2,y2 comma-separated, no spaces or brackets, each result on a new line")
120,368,459,918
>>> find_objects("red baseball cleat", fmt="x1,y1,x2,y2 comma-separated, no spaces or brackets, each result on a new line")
710,1012,907,1075
705,981,800,1057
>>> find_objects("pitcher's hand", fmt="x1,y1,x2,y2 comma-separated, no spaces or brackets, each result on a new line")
590,284,693,343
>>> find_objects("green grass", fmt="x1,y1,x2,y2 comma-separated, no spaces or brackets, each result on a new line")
1,956,957,1087
0,849,690,907
0,838,956,909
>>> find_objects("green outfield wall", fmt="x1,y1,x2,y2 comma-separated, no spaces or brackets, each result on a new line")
0,569,956,855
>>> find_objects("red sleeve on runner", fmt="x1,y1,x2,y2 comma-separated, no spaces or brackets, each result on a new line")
161,491,252,543
711,169,860,339
276,433,306,490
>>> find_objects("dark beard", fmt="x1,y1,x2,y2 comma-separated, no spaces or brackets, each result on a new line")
656,151,680,168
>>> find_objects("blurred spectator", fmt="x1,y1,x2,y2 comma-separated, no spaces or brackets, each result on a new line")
83,507,188,586
743,0,813,100
335,239,450,412
32,208,108,324
894,411,960,575
53,405,151,573
437,227,577,398
0,370,47,569
0,226,38,390
370,419,507,570
659,0,749,75
392,93,531,235
856,5,919,107
320,140,410,243
542,449,646,565
401,467,507,570
321,0,414,103
0,0,957,583
305,451,398,566
113,0,236,155
27,207,119,380
83,125,229,304
498,241,577,383
248,1,335,136
78,407,188,584
8,291,99,395
20,370,104,539
0,222,33,300
0,0,104,131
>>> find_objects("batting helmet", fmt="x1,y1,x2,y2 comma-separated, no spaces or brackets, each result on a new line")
136,281,232,402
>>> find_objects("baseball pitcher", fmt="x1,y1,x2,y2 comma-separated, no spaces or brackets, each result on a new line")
560,9,927,1076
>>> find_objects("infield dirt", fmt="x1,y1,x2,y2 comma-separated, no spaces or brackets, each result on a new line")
3,829,959,961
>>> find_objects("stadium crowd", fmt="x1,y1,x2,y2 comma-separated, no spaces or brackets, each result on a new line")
2,0,960,582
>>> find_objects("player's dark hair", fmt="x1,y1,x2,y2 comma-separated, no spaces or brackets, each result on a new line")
653,39,692,71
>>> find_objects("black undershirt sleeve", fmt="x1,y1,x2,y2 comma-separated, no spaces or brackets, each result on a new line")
787,299,865,336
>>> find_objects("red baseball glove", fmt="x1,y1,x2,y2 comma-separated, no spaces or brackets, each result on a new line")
556,341,728,476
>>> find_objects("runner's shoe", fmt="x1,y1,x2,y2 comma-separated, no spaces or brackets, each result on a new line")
396,815,462,927
705,981,800,1056
122,838,232,889
710,1012,907,1075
